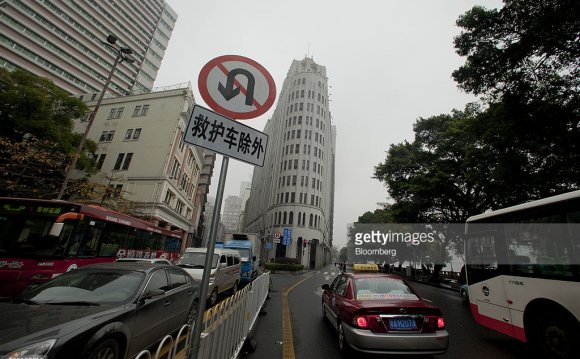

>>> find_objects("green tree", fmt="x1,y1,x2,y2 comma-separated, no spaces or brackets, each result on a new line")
453,0,579,107
0,68,97,198
452,0,580,200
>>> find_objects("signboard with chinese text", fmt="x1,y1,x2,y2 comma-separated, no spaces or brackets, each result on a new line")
184,105,268,166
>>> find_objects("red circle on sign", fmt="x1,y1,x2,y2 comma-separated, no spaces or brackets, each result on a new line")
198,55,276,120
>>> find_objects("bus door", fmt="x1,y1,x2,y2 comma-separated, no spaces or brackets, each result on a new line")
466,229,514,338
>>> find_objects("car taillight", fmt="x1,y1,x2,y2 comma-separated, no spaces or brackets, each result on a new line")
437,317,445,329
354,315,368,328
353,314,382,330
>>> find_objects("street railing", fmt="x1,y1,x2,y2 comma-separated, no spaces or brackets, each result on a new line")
135,271,270,359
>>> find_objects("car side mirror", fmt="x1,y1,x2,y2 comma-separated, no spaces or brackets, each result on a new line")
322,284,330,290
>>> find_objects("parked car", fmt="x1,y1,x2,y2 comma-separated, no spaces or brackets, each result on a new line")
0,262,199,359
321,264,449,355
116,257,173,265
460,284,470,304
176,247,241,306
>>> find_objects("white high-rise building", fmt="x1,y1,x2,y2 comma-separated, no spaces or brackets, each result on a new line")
244,57,336,269
0,0,176,94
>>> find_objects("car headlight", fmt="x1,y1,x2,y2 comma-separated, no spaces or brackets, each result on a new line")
2,339,57,359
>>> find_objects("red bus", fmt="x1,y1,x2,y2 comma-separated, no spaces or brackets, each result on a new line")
0,197,184,298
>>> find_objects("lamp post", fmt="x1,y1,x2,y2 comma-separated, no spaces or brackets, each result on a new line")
57,34,134,200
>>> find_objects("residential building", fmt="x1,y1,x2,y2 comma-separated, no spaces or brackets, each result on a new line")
244,57,336,269
0,0,176,95
75,83,215,251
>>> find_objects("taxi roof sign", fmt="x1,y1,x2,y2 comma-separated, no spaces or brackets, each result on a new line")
352,263,379,272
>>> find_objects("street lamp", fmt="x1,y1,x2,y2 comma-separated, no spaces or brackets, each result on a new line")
57,35,134,200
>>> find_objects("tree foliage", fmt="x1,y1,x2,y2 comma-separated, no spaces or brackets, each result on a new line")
453,0,579,107
367,1,579,272
0,68,97,198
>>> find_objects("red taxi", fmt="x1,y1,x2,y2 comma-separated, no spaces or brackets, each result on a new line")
321,264,449,355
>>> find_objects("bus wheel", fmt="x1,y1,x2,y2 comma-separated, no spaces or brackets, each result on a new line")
535,311,580,359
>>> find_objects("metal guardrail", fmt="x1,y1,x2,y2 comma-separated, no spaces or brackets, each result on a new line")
135,272,270,359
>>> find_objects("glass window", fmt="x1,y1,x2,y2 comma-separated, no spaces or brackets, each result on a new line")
169,269,188,290
335,276,348,296
132,105,142,117
121,153,133,170
146,270,170,292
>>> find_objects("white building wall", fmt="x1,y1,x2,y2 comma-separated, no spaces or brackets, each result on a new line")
75,84,213,249
244,57,336,269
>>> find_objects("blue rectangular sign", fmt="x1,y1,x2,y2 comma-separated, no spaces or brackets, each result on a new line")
283,228,292,245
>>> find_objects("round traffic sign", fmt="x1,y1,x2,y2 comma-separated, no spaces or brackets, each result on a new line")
274,232,282,239
198,55,276,120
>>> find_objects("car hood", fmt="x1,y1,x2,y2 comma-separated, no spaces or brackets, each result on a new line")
0,303,127,346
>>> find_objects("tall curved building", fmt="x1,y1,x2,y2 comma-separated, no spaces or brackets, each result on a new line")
243,57,336,269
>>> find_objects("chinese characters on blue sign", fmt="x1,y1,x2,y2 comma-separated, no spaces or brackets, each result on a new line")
283,228,292,246
184,105,268,166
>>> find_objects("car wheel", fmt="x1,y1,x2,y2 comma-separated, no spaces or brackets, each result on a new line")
337,323,352,355
88,338,120,359
231,280,239,295
535,310,580,359
208,288,218,307
187,299,198,327
461,289,469,304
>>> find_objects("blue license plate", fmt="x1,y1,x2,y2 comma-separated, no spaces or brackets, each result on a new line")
388,318,417,330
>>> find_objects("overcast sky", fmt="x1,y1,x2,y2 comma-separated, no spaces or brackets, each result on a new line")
155,0,504,249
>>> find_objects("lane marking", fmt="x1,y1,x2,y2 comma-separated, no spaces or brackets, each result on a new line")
282,274,313,359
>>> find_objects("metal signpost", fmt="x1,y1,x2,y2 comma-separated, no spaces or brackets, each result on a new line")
188,55,276,359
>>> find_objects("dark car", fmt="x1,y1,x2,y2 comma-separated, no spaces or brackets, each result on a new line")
0,261,199,359
321,265,449,355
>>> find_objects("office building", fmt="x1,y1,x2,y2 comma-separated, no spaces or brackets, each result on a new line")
0,0,175,94
244,57,336,269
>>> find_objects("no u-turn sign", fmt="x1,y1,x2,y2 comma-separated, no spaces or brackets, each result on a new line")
198,55,276,120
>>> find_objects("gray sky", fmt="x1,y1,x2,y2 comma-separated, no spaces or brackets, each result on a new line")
155,0,503,249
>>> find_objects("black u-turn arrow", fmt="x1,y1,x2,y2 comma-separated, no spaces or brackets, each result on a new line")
218,68,255,106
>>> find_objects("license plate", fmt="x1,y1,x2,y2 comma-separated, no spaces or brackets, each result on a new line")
388,318,417,330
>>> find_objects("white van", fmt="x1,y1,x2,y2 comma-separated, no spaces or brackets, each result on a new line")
176,247,241,306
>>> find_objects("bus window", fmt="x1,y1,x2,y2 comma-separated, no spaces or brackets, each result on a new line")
78,223,104,257
505,217,573,278
566,211,580,262
98,224,127,257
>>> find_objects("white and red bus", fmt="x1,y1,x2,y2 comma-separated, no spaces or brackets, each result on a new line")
0,197,184,298
465,190,580,358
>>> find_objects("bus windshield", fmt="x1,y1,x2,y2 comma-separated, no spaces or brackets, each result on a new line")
0,211,76,258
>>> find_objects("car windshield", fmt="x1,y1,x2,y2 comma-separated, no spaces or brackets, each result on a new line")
20,270,144,304
176,252,218,268
230,248,250,261
354,278,419,301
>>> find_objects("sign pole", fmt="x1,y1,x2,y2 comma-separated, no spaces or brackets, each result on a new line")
190,156,229,359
